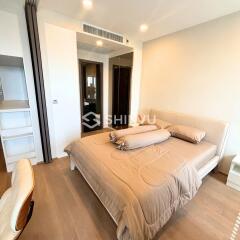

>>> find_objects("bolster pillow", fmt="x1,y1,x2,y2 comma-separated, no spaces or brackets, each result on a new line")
116,129,170,150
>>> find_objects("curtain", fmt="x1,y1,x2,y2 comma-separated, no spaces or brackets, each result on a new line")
25,0,52,163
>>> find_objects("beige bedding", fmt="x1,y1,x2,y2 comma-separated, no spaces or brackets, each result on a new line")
109,125,157,142
65,133,215,240
157,137,217,170
116,129,170,150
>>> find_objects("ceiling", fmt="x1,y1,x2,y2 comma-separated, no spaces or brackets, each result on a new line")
77,32,132,54
38,0,240,42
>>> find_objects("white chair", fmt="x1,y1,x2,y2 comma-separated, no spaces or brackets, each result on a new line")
0,159,35,240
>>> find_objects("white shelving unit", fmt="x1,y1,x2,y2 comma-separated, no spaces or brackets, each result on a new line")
0,55,37,172
227,155,240,191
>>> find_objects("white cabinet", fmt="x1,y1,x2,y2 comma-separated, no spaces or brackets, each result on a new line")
227,155,240,191
0,55,37,172
42,24,80,157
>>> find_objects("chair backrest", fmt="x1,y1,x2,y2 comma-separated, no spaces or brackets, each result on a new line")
0,159,34,240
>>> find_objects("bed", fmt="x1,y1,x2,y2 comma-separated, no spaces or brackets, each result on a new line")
65,109,229,240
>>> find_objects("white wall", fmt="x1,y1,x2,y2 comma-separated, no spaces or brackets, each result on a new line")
130,43,143,125
40,23,80,158
141,11,240,174
77,48,109,127
0,10,22,57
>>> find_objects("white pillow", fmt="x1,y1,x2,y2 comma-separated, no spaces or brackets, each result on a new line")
168,125,206,143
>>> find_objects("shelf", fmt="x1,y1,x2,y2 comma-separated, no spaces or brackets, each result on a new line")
3,134,35,159
0,54,38,172
232,155,240,165
2,132,33,141
0,54,23,67
6,151,36,164
0,100,30,112
0,111,31,130
6,157,37,172
1,126,33,138
233,165,240,174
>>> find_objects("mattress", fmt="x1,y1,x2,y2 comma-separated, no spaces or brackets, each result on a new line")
156,137,217,170
65,132,216,240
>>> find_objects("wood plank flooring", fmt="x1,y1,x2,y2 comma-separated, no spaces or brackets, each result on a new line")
1,157,240,239
0,145,10,197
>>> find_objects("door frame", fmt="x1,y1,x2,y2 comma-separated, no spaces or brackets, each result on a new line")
112,65,132,127
78,59,104,133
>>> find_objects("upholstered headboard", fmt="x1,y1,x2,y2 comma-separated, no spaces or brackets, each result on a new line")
145,109,229,160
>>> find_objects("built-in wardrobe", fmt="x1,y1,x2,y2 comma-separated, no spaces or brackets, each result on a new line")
0,7,46,172
109,53,133,128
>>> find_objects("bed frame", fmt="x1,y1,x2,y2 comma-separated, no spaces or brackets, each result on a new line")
70,155,118,224
145,109,230,179
70,109,230,224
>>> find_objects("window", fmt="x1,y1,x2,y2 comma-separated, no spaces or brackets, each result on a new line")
86,76,96,99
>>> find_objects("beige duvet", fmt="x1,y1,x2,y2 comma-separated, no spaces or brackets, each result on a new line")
65,132,202,240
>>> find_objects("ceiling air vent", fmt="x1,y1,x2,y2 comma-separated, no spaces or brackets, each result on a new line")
83,24,124,43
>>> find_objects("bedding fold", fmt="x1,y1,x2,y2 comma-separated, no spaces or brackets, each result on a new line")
65,132,202,240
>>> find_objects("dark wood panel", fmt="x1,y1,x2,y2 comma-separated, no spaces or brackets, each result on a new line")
112,66,131,127
25,1,52,163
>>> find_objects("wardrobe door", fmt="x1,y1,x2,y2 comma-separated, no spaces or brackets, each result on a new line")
112,66,131,127
42,24,80,157
112,66,120,126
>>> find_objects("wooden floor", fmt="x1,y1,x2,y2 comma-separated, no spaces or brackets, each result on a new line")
0,145,10,197
1,156,240,239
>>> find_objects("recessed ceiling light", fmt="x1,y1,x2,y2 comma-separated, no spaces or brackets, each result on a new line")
82,0,93,10
140,24,148,32
96,40,103,47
